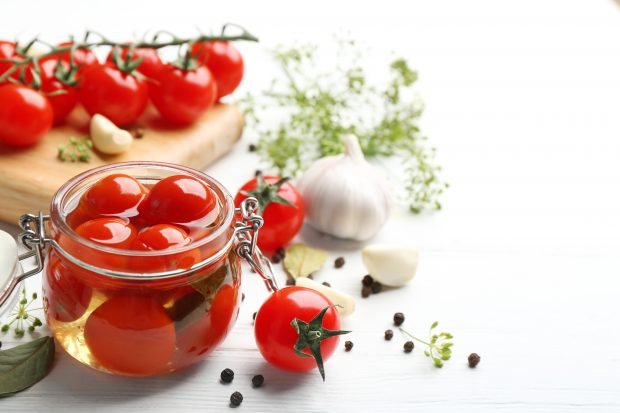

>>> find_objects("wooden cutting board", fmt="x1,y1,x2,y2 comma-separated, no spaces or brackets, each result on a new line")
0,104,244,225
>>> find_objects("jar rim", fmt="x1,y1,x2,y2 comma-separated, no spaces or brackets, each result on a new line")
50,161,235,259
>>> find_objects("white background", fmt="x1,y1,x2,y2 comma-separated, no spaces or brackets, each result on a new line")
1,0,620,411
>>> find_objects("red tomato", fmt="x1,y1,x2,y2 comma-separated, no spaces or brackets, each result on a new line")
66,205,93,229
131,224,200,271
78,64,148,126
81,173,148,218
61,218,137,270
191,41,243,99
173,283,240,369
234,176,304,252
55,41,98,74
106,46,163,79
149,64,217,125
44,253,92,323
84,295,176,375
0,41,22,84
75,218,137,249
34,58,78,124
254,287,342,375
0,84,53,148
139,175,218,226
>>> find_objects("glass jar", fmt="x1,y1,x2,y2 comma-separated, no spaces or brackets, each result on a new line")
0,162,278,377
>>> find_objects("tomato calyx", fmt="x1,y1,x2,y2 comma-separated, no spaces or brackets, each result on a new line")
171,49,201,72
110,46,145,76
240,174,295,214
49,58,80,87
291,305,351,381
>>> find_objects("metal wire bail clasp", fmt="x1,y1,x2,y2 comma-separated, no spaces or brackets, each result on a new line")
0,212,50,309
234,197,280,292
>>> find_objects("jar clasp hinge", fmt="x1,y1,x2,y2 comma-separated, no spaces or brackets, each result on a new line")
0,212,51,309
234,197,280,293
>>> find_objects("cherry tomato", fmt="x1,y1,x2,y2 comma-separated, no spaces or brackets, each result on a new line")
44,253,92,323
254,286,342,374
131,224,200,271
105,46,163,79
81,173,148,218
149,64,217,125
0,41,22,84
139,175,218,226
33,58,78,124
191,41,243,99
84,295,176,375
75,218,137,248
60,218,137,270
66,205,93,229
173,282,240,369
78,64,148,126
55,41,98,75
0,84,53,148
234,176,304,252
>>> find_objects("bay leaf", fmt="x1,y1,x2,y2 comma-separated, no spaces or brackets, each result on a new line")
284,244,328,279
0,336,55,396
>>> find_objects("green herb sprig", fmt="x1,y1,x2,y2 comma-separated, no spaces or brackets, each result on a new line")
1,288,43,338
400,321,454,367
57,136,93,162
241,42,448,213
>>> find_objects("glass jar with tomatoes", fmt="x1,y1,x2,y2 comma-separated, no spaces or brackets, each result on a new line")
1,162,277,377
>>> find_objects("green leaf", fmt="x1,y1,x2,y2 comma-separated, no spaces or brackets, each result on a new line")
283,244,328,279
0,336,55,396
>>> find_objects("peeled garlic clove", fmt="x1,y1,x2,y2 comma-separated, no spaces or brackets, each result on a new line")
362,244,419,287
90,114,133,155
295,277,356,316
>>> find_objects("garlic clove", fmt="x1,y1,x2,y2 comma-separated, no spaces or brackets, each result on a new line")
362,244,419,287
90,114,133,155
295,277,356,316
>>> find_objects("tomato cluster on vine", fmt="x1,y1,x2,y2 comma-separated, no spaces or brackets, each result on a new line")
0,32,248,148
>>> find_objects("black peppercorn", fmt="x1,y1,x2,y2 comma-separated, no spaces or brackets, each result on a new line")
286,277,296,286
254,169,262,177
393,312,405,326
384,329,394,341
248,144,257,152
404,341,414,353
322,281,331,287
242,293,245,302
271,254,282,264
252,374,264,388
128,125,145,139
361,286,372,298
371,281,382,294
334,257,345,268
362,274,374,287
344,340,353,352
253,312,257,321
468,353,481,368
275,247,286,259
220,368,234,383
230,391,243,407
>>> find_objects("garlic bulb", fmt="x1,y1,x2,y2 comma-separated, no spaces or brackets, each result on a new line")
297,134,391,241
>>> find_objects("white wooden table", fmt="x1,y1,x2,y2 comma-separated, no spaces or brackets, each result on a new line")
2,0,620,411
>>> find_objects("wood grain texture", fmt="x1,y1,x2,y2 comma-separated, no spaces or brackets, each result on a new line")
0,104,243,224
